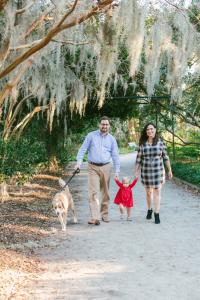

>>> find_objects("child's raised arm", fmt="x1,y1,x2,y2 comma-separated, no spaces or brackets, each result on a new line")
114,177,123,188
129,177,138,188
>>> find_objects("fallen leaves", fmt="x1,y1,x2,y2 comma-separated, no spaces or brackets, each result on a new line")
0,171,65,298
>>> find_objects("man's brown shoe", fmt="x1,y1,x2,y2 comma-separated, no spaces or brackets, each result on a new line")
102,216,110,223
88,219,100,225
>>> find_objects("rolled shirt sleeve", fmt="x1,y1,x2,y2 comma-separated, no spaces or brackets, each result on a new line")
76,133,91,165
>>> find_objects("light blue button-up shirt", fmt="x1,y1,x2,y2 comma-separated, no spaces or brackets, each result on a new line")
76,130,120,173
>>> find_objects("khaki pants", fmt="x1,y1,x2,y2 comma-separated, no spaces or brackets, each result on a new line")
88,163,112,220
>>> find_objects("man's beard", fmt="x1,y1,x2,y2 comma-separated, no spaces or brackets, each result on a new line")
100,128,108,134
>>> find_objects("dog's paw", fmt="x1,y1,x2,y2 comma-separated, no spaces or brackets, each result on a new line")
62,227,67,231
74,219,78,224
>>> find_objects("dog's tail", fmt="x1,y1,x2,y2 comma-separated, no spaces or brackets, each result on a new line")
58,178,69,190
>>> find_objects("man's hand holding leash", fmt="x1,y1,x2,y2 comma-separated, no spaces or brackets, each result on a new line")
74,162,81,172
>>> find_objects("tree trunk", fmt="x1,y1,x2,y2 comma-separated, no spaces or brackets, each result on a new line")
45,119,63,171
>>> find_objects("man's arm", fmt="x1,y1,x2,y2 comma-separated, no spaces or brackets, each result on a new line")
75,134,91,169
111,137,120,177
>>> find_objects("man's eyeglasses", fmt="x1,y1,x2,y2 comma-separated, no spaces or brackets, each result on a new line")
101,123,109,126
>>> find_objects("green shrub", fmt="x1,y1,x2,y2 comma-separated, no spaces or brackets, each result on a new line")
172,162,200,188
0,138,47,178
168,145,200,162
168,145,200,188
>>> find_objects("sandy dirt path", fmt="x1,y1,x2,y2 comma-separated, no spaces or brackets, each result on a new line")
19,153,200,300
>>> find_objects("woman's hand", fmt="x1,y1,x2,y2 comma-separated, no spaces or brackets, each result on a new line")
168,170,173,179
165,161,173,179
135,170,139,178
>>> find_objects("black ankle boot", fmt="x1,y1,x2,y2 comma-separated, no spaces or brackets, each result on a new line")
154,213,160,224
146,209,153,219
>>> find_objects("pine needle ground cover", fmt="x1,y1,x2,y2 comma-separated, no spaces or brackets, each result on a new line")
0,172,76,298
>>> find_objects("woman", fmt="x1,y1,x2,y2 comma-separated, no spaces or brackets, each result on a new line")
135,123,173,224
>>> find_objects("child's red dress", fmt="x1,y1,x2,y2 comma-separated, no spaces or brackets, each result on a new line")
114,178,138,208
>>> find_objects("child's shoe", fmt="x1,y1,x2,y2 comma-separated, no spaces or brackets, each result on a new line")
127,216,132,221
120,214,124,220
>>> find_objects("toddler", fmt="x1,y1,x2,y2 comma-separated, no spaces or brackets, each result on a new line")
114,176,138,221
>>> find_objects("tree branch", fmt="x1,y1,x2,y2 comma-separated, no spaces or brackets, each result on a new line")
162,138,195,147
0,0,8,11
157,101,200,128
59,0,113,31
162,0,200,30
8,94,34,129
15,1,36,15
10,38,93,51
161,0,183,11
24,8,54,39
57,0,79,27
0,60,32,107
163,128,200,146
10,105,49,139
10,40,42,51
0,38,10,63
51,38,93,45
0,0,113,80
159,115,200,146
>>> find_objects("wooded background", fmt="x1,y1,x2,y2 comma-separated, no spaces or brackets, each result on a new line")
0,0,199,187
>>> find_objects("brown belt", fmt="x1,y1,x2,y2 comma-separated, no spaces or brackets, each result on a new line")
89,161,110,167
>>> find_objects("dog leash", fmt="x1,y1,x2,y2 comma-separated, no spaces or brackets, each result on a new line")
62,168,80,189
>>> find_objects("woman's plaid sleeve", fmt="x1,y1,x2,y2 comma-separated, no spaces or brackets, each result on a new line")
136,146,142,165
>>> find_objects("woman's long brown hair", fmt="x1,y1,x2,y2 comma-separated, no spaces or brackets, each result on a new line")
139,123,159,146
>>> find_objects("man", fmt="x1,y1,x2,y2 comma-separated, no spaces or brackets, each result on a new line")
75,116,120,225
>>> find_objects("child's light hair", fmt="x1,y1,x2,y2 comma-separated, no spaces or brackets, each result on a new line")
122,176,130,184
